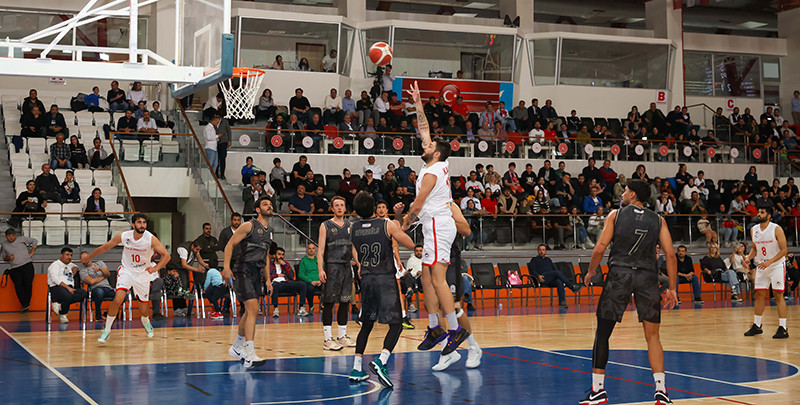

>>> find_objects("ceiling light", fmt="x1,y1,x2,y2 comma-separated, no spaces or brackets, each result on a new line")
99,53,110,61
737,21,767,29
453,13,478,17
463,2,494,9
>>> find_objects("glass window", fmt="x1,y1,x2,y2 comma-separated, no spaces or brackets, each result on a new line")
684,52,713,96
513,36,523,84
559,39,669,89
529,39,557,85
713,54,760,98
762,56,780,80
361,27,390,75
339,25,356,77
392,28,515,81
238,18,339,73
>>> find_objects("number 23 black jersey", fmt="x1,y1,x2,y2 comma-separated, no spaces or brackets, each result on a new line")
351,218,394,276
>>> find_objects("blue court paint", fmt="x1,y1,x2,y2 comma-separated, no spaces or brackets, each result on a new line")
2,329,794,405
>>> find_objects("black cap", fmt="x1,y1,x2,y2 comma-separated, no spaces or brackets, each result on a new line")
5,228,16,235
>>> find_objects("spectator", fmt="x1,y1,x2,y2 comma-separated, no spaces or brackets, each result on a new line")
35,164,61,203
203,115,222,173
217,213,241,252
85,86,105,112
569,206,592,249
68,135,89,169
311,185,330,214
528,121,545,144
256,89,277,123
321,49,337,72
743,166,758,193
127,81,147,110
401,245,423,310
195,223,220,270
49,133,72,170
363,155,383,179
45,105,68,138
575,124,591,146
239,156,257,186
527,244,581,308
150,101,172,129
47,247,87,324
587,206,605,244
729,106,742,125
290,88,312,123
497,187,518,215
527,98,542,129
289,185,315,230
0,228,37,312
642,102,666,132
167,240,208,298
270,247,309,316
78,251,115,320
22,89,46,116
583,187,602,214
242,176,267,219
86,133,113,170
17,105,45,151
115,109,137,140
676,245,703,304
462,200,488,251
107,81,127,115
202,93,223,122
300,170,318,194
512,100,529,132
792,90,800,125
356,91,374,127
359,170,384,201
730,242,751,282
84,188,106,219
598,160,617,186
297,243,322,314
204,267,228,319
627,105,642,132
719,209,739,247
297,57,310,71
551,205,572,250
479,101,497,128
582,158,600,184
58,170,80,203
271,55,285,70
655,190,675,216
215,116,232,180
338,169,359,208
503,163,525,194
451,96,470,129
555,173,574,208
631,164,650,182
267,157,286,192
697,214,718,245
700,243,742,302
323,88,343,125
10,180,45,227
163,267,194,317
291,155,312,187
341,89,356,118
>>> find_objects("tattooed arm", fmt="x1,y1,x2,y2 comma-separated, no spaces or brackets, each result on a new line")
408,81,431,149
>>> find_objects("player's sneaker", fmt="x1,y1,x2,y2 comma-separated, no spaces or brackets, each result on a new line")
744,323,763,336
417,325,447,351
143,322,154,338
431,351,461,371
654,390,673,405
369,359,393,388
407,304,418,313
402,317,415,329
466,346,482,368
773,326,789,339
51,302,61,318
579,388,608,405
210,312,224,320
349,369,369,383
97,330,110,343
338,335,356,348
297,307,309,317
229,344,244,360
59,315,69,324
324,338,344,351
242,352,266,369
272,307,280,317
441,326,470,355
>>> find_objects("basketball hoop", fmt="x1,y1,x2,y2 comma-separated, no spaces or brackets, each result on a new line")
219,68,265,120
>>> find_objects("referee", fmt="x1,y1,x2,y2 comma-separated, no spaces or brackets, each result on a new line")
579,179,678,405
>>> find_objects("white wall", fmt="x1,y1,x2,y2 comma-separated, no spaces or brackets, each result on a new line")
123,167,192,198
177,177,215,242
516,85,663,119
684,33,787,57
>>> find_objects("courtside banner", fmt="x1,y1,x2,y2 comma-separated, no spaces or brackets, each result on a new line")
393,77,514,113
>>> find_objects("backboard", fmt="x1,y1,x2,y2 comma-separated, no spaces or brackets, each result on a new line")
171,0,234,98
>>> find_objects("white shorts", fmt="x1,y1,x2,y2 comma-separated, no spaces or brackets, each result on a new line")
422,215,456,267
754,263,786,293
116,266,158,301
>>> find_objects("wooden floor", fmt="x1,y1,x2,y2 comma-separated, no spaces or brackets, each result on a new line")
2,300,799,404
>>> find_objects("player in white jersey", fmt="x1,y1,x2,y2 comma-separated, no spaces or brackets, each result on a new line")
402,81,471,356
82,214,171,343
744,207,789,339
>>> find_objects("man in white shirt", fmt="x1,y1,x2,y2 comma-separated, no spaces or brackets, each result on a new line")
464,171,484,194
323,88,342,125
137,110,158,135
203,93,223,122
48,247,87,324
679,175,701,202
363,155,383,179
374,91,390,124
460,187,482,210
127,81,147,110
321,49,337,72
528,121,545,143
381,64,396,93
204,115,222,173
401,245,423,312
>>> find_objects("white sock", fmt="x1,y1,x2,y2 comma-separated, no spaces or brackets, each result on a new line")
754,315,763,327
402,309,407,317
467,334,479,349
244,341,254,354
654,372,666,392
338,325,347,339
104,315,116,332
780,318,787,329
379,349,391,365
353,356,362,371
323,325,332,340
141,316,150,326
234,335,245,348
445,312,458,330
592,373,605,391
428,313,439,328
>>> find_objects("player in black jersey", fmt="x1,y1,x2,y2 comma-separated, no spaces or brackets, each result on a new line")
348,192,416,388
318,196,355,351
223,196,274,369
579,180,678,405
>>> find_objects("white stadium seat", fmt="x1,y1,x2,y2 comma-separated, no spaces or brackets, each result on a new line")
88,221,109,245
44,218,67,246
66,220,88,245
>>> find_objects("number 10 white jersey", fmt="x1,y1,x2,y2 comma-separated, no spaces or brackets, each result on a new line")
121,230,154,273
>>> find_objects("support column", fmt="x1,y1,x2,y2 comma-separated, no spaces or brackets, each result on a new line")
336,0,366,21
498,0,533,33
778,8,800,114
646,0,684,106
499,0,533,104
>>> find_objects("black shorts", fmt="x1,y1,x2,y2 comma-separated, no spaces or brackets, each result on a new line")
233,261,263,302
597,266,661,324
321,262,353,304
446,260,465,302
359,273,402,324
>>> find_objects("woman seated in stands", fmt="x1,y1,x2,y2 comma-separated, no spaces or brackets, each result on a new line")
271,55,284,70
68,135,89,169
256,89,277,123
10,180,46,227
84,187,105,220
150,101,174,129
296,58,310,71
58,170,81,203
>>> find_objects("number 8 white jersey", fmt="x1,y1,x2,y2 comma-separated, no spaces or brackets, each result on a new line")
751,222,784,270
121,230,154,273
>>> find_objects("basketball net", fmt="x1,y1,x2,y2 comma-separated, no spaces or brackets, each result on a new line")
219,68,265,120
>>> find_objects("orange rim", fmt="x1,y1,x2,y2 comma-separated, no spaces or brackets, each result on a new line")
231,67,265,78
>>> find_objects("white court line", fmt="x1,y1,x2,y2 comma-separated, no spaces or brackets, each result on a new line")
185,370,382,404
522,345,788,392
0,324,99,405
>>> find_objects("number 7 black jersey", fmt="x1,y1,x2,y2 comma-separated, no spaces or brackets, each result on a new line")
351,218,394,276
608,204,662,272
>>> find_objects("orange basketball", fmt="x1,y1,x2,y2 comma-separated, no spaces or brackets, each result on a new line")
369,42,393,66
